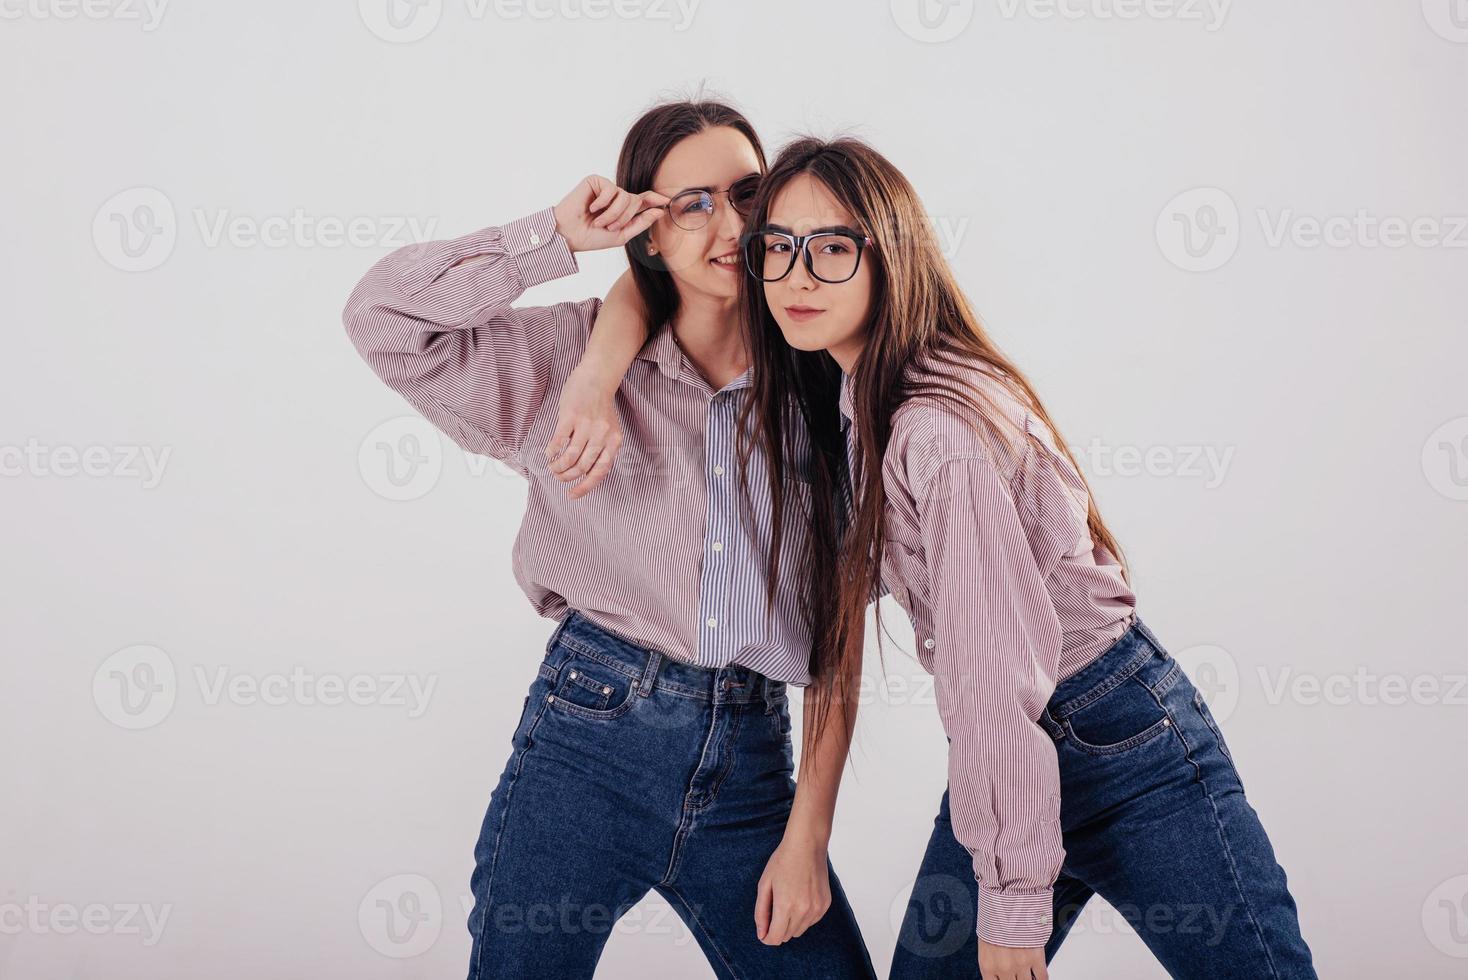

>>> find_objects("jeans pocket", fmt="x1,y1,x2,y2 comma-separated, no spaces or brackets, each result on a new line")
1191,687,1235,764
547,654,638,721
1062,675,1175,757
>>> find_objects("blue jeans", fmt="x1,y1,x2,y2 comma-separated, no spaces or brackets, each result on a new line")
466,610,877,979
890,617,1316,979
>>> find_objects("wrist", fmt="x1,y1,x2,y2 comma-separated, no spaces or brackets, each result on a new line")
551,204,580,254
568,357,623,392
781,811,833,851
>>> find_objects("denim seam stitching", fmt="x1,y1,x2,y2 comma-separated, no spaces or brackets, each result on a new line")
469,697,549,980
1051,644,1154,719
1173,695,1281,976
661,702,722,885
556,634,742,701
661,881,742,980
693,705,744,809
1061,711,1175,756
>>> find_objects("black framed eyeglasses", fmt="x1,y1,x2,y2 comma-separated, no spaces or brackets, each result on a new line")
740,228,875,284
664,174,762,230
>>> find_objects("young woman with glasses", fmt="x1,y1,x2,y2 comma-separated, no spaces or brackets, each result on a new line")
732,136,1317,979
342,101,876,980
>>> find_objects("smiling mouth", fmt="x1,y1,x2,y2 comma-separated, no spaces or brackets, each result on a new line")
710,252,740,267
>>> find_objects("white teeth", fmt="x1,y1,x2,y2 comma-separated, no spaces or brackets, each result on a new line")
711,254,739,265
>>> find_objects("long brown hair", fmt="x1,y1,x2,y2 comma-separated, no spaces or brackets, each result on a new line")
615,96,766,338
737,137,1128,752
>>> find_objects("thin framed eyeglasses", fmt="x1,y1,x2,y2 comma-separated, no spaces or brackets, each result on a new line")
663,174,762,230
740,228,875,284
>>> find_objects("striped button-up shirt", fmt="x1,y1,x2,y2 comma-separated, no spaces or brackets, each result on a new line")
840,360,1137,946
343,207,817,685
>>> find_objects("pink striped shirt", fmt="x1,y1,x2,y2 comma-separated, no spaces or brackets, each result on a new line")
343,208,819,684
840,359,1137,947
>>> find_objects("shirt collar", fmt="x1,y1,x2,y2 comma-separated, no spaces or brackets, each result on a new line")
636,324,755,391
838,371,854,427
634,325,683,380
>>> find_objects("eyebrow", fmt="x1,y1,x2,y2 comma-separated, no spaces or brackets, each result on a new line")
761,223,864,237
662,172,761,196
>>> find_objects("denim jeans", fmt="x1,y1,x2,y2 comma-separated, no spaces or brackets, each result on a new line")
466,610,877,979
890,617,1316,979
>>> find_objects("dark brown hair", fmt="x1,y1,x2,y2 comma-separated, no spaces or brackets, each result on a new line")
615,97,767,337
736,137,1129,754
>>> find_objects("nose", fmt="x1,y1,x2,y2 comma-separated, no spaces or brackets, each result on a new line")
784,249,816,291
716,193,744,244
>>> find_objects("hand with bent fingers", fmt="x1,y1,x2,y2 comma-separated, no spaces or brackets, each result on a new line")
552,174,667,253
754,835,833,946
545,366,623,498
979,938,1048,980
545,271,648,498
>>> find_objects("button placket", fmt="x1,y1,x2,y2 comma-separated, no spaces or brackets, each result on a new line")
696,393,736,660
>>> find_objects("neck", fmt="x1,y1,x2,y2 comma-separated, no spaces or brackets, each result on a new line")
671,291,748,389
827,337,865,376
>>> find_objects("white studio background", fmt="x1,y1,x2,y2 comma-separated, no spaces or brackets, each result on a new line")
2,1,1465,977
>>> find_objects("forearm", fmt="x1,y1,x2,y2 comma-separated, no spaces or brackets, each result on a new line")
784,654,862,848
575,270,648,383
943,691,1064,945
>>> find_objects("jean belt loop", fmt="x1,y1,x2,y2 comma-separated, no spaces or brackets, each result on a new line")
1039,706,1064,741
637,648,662,698
547,610,575,653
760,675,775,714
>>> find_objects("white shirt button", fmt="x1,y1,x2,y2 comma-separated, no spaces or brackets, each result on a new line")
528,232,541,246
707,618,718,629
713,465,725,476
923,638,935,650
711,542,723,552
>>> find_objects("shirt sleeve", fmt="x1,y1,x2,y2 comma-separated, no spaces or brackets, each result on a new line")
918,450,1066,948
341,207,586,463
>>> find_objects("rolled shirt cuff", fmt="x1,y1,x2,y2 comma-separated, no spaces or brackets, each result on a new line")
978,887,1054,948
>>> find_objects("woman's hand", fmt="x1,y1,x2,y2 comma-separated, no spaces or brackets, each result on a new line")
546,364,623,499
979,939,1048,979
754,833,832,945
553,175,667,253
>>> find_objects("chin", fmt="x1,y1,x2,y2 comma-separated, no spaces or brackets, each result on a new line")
774,327,827,352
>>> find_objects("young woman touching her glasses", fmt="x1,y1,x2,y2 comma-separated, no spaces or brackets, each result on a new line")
342,101,876,980
729,137,1318,980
